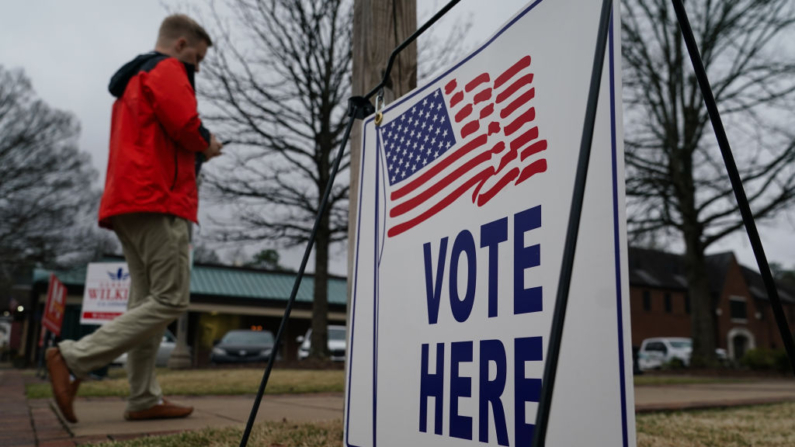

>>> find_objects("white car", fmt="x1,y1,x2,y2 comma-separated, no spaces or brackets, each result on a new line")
112,330,178,368
297,325,346,362
637,337,727,370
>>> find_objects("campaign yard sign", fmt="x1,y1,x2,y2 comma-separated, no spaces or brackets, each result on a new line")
80,262,130,325
42,274,67,335
345,0,634,446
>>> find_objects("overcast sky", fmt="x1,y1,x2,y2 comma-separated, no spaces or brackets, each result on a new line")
1,0,794,275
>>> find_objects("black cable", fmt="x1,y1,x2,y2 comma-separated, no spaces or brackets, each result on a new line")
238,106,358,447
365,0,460,100
671,0,795,373
531,0,613,445
237,2,460,445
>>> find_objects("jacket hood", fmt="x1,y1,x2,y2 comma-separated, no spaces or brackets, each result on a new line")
108,52,197,98
109,52,167,98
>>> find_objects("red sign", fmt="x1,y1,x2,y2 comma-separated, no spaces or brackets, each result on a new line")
42,274,67,336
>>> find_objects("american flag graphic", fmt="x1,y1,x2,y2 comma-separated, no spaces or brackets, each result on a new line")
379,55,548,238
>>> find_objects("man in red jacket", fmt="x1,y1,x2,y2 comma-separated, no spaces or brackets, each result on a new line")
46,14,222,423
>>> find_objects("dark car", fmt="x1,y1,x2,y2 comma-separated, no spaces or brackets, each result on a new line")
211,329,275,364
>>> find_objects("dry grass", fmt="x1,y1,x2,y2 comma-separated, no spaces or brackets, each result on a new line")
637,402,795,446
26,368,345,399
88,403,795,447
94,419,343,447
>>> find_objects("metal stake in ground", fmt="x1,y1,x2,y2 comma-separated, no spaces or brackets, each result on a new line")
531,0,613,446
671,0,795,374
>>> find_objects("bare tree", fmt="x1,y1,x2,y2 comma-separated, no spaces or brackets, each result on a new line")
0,66,99,286
622,0,795,365
199,0,353,359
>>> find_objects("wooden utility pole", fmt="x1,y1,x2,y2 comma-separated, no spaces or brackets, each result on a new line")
348,0,417,304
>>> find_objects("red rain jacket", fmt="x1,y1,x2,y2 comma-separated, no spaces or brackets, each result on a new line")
99,52,210,228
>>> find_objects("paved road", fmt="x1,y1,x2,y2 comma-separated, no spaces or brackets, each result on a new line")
634,380,795,412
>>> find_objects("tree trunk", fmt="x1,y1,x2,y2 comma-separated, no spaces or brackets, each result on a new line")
311,195,331,360
682,228,717,367
348,0,417,307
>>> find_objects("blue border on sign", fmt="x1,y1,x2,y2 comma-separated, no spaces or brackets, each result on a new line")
345,1,630,445
608,13,630,446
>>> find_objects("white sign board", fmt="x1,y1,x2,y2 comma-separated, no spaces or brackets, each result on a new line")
345,1,635,446
80,262,130,325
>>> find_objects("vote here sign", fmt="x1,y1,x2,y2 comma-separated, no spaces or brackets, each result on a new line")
345,0,634,446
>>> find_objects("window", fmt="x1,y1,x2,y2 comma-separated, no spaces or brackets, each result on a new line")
664,293,672,313
642,290,651,311
685,293,691,314
729,297,747,322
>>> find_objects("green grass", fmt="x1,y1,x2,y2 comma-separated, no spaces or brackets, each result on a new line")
92,403,795,446
26,368,345,399
633,375,748,386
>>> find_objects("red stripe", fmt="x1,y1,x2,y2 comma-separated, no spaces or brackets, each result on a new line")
388,169,492,238
466,73,490,92
391,134,488,201
496,74,534,104
477,167,520,206
500,88,535,119
515,159,548,185
520,140,548,161
497,146,517,173
461,121,480,138
495,56,531,89
470,142,508,202
445,79,458,94
480,104,494,119
473,88,492,104
504,108,536,136
450,91,464,107
390,151,492,218
510,126,539,151
455,104,473,123
488,121,501,136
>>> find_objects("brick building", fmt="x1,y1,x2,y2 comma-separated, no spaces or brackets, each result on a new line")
629,247,795,360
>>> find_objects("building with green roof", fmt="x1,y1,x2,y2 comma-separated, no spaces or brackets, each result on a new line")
18,258,347,367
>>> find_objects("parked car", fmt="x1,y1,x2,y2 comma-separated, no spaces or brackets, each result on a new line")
211,329,275,364
297,325,346,362
637,337,727,370
112,330,178,368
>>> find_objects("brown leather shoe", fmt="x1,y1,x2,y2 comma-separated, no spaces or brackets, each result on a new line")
45,348,77,423
124,399,193,421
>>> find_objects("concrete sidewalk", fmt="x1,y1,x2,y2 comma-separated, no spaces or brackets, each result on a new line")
11,367,795,445
635,380,795,412
62,394,343,439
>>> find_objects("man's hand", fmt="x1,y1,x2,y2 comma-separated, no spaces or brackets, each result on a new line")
204,134,223,160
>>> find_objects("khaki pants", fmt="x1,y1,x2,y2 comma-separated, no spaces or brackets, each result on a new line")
59,213,191,412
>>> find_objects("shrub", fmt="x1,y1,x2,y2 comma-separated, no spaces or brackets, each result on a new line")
663,357,687,370
741,349,780,371
772,349,792,374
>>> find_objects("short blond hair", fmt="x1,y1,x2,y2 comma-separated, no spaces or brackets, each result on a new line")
158,14,213,47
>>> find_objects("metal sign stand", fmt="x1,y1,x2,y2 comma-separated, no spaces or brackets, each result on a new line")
237,2,461,446
239,0,795,446
532,1,795,446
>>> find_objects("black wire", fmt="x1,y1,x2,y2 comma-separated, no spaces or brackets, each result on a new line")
671,0,795,374
237,3,461,445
